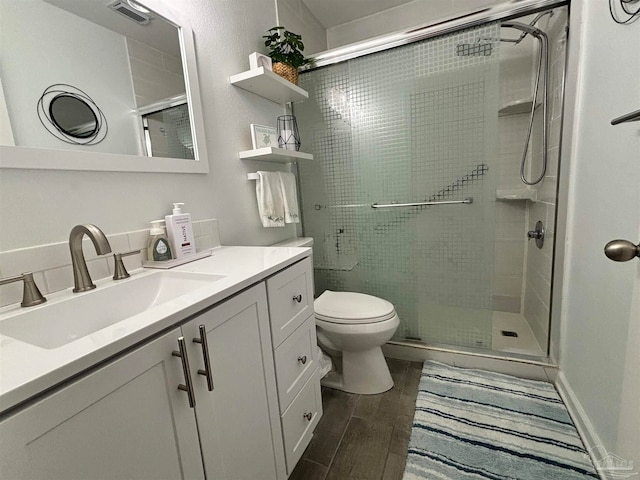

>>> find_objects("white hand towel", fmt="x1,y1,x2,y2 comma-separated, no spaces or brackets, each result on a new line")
278,172,300,223
256,171,285,227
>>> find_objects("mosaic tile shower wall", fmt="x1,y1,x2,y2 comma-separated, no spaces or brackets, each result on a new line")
296,23,501,349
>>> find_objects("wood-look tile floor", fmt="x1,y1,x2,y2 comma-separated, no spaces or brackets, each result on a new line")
290,359,423,480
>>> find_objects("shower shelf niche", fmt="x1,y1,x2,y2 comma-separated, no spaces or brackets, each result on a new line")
498,99,541,116
239,147,313,163
496,189,538,201
230,67,309,104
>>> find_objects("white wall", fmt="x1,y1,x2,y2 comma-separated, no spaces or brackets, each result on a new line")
557,0,640,470
326,0,501,49
0,0,298,255
277,0,327,55
0,0,141,155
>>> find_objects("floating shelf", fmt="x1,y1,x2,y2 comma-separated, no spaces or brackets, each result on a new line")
496,189,538,201
498,99,541,116
229,67,309,104
239,147,313,163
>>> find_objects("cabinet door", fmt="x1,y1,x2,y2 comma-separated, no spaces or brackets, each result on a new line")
182,283,285,480
0,328,204,480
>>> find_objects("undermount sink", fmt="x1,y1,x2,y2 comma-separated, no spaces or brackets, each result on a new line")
0,271,225,349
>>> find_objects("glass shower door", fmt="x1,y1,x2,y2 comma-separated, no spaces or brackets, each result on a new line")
296,23,501,350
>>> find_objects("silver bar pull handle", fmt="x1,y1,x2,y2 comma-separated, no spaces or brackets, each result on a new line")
193,325,214,391
371,197,473,209
172,337,196,408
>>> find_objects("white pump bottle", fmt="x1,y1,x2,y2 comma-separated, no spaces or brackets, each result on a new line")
165,202,196,259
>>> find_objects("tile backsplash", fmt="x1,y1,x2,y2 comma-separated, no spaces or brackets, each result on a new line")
0,219,221,308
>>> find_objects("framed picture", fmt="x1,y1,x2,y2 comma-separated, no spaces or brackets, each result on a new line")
249,52,272,71
250,124,277,149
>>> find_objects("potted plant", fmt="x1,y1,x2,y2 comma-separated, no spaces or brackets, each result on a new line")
263,26,312,85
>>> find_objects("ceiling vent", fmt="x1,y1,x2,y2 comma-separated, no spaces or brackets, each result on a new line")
108,1,151,25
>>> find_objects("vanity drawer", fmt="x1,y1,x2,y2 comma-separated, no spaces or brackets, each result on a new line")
266,258,314,347
281,371,322,474
274,316,317,412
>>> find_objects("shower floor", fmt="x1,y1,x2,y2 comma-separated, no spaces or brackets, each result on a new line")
491,311,544,356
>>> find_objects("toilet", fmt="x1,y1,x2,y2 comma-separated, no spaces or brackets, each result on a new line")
273,237,400,395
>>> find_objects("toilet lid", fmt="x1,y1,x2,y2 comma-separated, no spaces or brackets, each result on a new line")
314,290,396,324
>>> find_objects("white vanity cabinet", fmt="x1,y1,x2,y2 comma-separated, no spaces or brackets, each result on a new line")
180,283,285,480
0,327,205,480
0,256,320,480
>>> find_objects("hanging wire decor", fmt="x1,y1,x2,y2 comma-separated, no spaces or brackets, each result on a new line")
36,84,108,145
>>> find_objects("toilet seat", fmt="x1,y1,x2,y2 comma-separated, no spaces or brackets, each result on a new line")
314,290,396,324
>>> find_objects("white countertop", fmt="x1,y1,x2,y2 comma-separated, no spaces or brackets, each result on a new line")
0,246,311,415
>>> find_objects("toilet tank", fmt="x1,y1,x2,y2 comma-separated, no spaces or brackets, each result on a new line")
272,237,314,248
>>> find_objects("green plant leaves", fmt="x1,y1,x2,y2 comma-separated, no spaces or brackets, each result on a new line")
262,26,312,68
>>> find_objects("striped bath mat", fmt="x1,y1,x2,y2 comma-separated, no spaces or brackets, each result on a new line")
404,361,598,479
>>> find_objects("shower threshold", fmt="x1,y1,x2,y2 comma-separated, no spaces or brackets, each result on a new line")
391,310,548,364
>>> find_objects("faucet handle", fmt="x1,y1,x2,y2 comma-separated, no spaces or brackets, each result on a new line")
112,249,141,281
0,272,47,307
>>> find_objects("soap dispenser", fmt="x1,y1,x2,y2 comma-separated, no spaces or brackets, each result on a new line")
147,220,173,261
165,202,196,259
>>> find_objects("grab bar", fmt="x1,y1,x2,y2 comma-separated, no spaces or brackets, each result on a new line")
371,197,473,208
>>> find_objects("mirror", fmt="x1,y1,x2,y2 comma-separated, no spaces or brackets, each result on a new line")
37,84,107,145
0,0,208,173
50,95,99,139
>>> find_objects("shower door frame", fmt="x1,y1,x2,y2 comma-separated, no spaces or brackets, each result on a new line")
298,0,571,363
302,0,568,71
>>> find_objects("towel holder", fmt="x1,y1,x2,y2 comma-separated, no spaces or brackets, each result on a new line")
247,172,296,180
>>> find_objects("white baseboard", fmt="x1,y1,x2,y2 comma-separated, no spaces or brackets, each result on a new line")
555,371,611,480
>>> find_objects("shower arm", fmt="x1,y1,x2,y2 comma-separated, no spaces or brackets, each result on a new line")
501,11,553,44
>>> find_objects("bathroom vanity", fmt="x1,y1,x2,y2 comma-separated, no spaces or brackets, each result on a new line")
0,247,320,480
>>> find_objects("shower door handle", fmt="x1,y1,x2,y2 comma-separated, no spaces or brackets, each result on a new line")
604,239,640,262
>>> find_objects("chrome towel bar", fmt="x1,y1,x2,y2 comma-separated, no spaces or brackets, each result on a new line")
371,197,473,208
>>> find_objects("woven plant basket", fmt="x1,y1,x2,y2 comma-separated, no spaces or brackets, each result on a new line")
272,62,299,85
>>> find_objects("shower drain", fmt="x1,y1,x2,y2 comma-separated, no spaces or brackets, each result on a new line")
501,330,519,337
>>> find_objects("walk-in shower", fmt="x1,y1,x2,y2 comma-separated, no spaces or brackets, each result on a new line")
294,2,569,360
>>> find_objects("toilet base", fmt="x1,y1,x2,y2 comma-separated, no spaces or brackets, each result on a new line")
321,346,393,395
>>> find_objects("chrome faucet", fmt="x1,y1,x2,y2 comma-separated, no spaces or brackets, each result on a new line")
69,224,112,292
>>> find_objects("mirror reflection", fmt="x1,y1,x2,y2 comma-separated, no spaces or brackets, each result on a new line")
0,0,195,160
